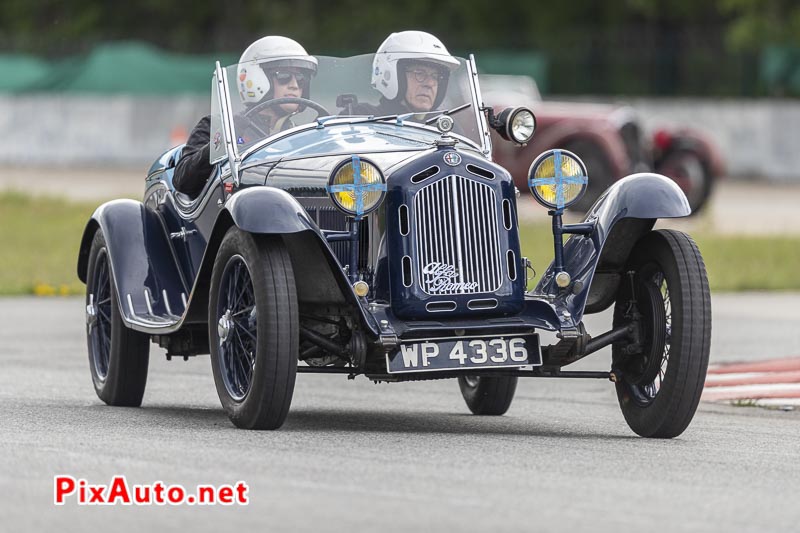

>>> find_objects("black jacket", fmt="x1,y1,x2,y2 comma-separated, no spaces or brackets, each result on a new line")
173,115,213,198
172,113,296,198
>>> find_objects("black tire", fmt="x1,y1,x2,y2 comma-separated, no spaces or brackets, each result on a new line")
656,149,713,215
209,228,298,430
612,229,711,438
458,375,518,415
85,230,150,406
564,140,614,212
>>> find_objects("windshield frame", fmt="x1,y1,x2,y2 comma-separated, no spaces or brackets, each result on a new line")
211,53,493,172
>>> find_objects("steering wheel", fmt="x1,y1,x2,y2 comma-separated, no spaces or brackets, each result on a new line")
243,97,331,120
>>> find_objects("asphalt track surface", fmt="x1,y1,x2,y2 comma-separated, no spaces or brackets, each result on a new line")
1,295,799,532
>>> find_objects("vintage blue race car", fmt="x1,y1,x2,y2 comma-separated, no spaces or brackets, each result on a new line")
77,52,711,437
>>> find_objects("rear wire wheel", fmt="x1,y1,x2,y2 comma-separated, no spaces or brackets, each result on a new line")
458,375,518,415
85,230,150,406
612,229,711,438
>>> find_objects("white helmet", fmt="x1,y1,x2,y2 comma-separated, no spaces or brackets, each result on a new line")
372,31,460,108
237,36,318,105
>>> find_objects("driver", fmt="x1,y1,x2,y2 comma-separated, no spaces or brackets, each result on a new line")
353,31,459,117
174,36,317,198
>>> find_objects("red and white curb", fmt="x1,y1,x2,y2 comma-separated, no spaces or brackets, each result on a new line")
703,357,800,409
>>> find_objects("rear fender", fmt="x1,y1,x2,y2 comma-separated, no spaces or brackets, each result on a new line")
534,173,691,323
77,200,188,331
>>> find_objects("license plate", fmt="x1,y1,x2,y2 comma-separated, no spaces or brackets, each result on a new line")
386,334,541,374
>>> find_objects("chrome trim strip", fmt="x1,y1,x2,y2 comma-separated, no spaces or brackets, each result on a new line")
144,289,154,315
162,289,173,316
467,298,499,310
402,256,413,288
399,204,409,236
425,301,458,312
215,61,241,185
507,250,517,281
502,199,512,230
468,54,493,159
466,164,495,180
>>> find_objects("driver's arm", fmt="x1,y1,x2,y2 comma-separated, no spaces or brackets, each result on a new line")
173,115,214,198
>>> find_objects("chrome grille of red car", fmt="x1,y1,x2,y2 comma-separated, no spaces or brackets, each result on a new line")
413,175,502,295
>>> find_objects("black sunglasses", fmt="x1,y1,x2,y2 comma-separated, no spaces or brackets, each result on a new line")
271,71,307,85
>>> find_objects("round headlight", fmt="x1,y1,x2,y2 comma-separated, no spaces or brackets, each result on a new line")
508,108,536,144
327,156,387,218
528,149,588,210
495,107,536,145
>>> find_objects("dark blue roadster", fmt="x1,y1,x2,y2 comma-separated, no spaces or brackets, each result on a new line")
77,53,711,436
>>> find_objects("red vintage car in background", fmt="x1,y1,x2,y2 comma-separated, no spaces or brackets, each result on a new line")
481,75,725,213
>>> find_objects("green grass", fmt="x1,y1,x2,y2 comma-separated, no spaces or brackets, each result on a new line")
0,192,799,295
693,234,800,291
518,223,800,293
0,192,96,295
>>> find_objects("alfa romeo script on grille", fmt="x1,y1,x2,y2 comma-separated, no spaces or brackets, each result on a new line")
386,335,542,373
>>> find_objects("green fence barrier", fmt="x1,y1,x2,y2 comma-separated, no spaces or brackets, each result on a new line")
1,41,237,94
0,54,50,91
0,41,547,95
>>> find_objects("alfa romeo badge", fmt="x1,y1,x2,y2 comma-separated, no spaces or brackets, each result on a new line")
443,152,461,166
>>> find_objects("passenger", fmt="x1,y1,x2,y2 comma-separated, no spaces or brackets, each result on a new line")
174,36,317,198
354,30,459,117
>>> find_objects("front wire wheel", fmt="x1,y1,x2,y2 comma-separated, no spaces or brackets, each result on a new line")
612,229,711,438
216,255,257,402
209,229,298,430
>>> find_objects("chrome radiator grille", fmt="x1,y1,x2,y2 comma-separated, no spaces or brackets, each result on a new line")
413,175,502,295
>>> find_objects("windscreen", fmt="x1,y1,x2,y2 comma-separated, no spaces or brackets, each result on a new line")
210,53,484,159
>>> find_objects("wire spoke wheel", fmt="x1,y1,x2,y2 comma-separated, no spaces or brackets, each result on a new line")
625,270,671,406
612,229,711,438
85,230,150,406
209,228,298,430
88,248,113,380
216,255,256,401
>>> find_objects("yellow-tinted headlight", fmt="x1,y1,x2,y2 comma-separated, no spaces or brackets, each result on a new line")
528,149,588,210
327,156,386,217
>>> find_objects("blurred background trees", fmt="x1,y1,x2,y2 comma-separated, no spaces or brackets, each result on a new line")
2,0,800,96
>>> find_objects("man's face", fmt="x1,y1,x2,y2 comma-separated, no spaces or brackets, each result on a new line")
270,69,307,114
403,63,442,113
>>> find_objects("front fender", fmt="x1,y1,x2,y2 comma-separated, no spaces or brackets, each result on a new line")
225,186,316,234
77,199,188,330
186,186,380,338
534,173,690,323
